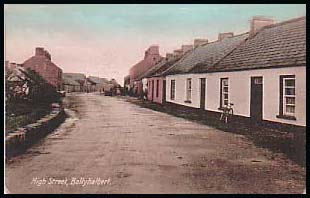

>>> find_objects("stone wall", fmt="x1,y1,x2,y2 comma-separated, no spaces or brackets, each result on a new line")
5,103,66,158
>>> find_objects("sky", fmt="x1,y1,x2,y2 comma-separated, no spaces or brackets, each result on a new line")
4,4,306,85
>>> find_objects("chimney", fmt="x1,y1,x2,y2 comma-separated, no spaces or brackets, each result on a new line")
35,47,45,56
44,50,51,60
181,45,193,54
218,32,234,41
144,45,160,59
173,49,183,58
165,53,173,60
250,16,275,35
194,39,208,48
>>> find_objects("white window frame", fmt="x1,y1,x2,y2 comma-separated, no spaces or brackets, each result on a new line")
221,78,229,107
186,78,192,101
283,77,296,116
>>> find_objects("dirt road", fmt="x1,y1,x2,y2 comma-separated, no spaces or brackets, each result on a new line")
5,93,305,194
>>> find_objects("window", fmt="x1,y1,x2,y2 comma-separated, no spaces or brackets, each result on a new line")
220,78,229,107
278,75,296,119
170,80,176,100
186,78,192,102
156,80,159,97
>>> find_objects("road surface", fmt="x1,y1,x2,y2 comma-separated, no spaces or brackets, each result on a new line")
5,93,305,194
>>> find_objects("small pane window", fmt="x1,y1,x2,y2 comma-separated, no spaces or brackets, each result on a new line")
285,88,295,95
186,78,192,101
221,78,229,107
282,76,296,116
171,80,175,100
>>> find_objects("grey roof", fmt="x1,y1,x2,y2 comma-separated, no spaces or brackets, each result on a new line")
136,51,193,80
63,73,86,81
164,33,249,75
136,59,167,80
206,16,306,72
88,76,109,84
62,75,80,86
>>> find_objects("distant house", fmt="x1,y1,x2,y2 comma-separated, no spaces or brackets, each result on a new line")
124,75,130,95
22,47,63,90
128,45,163,97
62,75,82,92
5,65,29,99
62,73,86,92
137,44,195,104
87,76,110,93
164,16,305,128
85,78,96,93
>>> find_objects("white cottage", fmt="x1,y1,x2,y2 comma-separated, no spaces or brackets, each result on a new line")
164,16,306,128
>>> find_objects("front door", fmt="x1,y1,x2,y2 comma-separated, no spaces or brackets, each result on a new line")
250,76,263,121
162,79,166,104
200,78,206,109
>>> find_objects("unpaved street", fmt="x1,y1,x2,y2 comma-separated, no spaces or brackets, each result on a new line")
5,93,305,194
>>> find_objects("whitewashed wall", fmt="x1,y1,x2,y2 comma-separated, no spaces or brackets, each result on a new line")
165,66,306,127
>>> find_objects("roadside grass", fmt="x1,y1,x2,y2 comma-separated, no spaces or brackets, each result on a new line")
123,96,306,168
5,102,51,133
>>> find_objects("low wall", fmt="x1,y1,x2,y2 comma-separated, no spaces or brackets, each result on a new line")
5,103,66,158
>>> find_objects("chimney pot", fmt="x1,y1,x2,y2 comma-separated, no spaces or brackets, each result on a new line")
173,49,183,58
194,39,208,48
44,50,51,60
165,53,173,60
218,32,234,41
181,45,193,54
250,16,275,35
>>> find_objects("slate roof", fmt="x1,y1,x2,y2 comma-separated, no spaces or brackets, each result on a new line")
62,75,80,86
164,33,249,75
63,73,86,81
136,50,193,80
135,59,167,80
152,56,187,77
88,76,109,84
206,16,306,73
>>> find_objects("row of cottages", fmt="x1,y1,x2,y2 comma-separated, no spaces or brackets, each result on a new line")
128,45,163,97
162,16,305,128
137,44,202,103
62,73,117,93
22,47,63,90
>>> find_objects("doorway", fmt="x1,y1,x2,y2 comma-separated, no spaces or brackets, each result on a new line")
162,80,166,104
250,76,263,121
200,78,206,110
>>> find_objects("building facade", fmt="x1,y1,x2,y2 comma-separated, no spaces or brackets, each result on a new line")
164,16,306,127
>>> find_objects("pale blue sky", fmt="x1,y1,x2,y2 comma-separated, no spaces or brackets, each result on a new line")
4,4,306,84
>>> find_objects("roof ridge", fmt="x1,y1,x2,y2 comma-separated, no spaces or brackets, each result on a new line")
253,16,306,36
200,31,249,46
